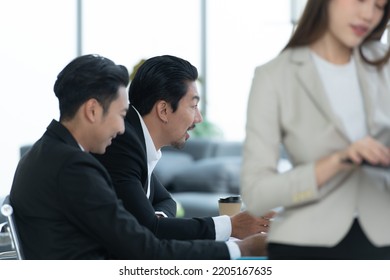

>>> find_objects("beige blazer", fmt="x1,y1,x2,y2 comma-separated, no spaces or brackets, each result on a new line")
241,42,390,247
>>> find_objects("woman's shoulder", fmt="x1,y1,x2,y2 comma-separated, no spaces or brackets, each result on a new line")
254,46,310,73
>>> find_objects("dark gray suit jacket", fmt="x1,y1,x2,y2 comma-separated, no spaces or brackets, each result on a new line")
10,119,228,259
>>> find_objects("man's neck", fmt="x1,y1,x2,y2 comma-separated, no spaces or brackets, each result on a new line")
142,114,165,150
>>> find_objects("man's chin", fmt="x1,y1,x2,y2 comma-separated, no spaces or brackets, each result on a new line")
171,139,186,150
91,144,109,155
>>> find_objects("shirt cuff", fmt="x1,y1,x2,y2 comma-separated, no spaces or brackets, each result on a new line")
155,211,168,218
226,240,241,259
212,215,231,241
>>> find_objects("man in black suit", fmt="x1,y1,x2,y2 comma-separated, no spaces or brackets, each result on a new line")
9,54,265,259
94,55,274,242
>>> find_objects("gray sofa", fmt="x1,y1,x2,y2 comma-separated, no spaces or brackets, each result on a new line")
154,138,243,218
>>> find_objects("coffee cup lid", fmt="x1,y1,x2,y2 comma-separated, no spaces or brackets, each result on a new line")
218,195,241,203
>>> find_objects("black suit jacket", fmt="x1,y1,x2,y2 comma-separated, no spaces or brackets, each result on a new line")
94,106,216,240
10,120,228,259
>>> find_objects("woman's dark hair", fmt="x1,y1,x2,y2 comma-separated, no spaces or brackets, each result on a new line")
54,54,129,121
129,55,198,116
284,0,390,66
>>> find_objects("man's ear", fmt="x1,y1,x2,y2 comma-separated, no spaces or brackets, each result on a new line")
156,100,169,123
84,98,100,123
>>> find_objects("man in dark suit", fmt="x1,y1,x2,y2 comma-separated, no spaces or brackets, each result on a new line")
94,55,274,242
9,54,265,259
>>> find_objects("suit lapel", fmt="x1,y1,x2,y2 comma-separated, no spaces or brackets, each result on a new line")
291,47,350,142
126,106,149,193
353,50,376,136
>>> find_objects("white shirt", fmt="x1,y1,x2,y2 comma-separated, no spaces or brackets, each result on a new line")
311,52,367,142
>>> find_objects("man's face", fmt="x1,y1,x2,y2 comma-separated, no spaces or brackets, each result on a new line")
166,81,203,149
91,86,129,154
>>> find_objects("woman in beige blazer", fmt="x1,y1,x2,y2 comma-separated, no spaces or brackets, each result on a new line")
241,0,390,259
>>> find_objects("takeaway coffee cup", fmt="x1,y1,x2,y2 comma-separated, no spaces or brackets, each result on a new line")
218,196,242,216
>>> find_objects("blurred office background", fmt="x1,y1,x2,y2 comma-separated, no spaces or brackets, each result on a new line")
0,0,305,196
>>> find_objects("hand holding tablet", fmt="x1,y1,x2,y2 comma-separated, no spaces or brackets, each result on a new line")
341,158,390,169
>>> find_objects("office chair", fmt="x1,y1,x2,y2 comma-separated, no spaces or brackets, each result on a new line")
1,195,24,260
0,221,17,259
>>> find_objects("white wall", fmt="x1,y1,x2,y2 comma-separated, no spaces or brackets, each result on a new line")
0,0,76,196
206,0,292,141
82,0,202,75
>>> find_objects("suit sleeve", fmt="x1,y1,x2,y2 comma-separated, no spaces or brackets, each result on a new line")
241,64,318,216
150,174,176,217
58,153,229,259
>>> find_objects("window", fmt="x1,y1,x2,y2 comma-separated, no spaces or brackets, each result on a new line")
0,0,292,196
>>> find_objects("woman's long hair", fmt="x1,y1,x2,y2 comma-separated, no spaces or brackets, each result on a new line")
284,0,390,66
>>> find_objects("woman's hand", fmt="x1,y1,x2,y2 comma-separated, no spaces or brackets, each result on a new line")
316,136,390,188
339,136,390,166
